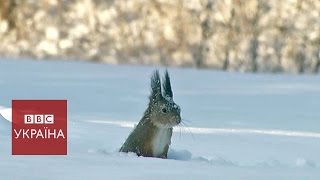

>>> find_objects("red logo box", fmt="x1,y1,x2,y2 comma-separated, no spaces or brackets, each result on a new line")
12,100,67,155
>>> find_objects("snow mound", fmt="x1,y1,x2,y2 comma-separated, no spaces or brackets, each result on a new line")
0,113,10,135
295,158,317,168
0,106,12,122
169,149,237,166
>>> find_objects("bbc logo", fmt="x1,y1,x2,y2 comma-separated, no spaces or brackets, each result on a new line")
13,100,67,155
24,114,54,124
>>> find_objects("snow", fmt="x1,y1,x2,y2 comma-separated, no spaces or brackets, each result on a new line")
0,58,320,179
0,106,11,122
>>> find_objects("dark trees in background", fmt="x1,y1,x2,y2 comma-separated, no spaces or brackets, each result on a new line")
0,0,17,30
0,0,319,74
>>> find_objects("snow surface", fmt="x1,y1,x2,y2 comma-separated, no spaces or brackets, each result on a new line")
1,58,320,179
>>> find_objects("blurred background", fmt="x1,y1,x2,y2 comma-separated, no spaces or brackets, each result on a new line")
0,0,319,73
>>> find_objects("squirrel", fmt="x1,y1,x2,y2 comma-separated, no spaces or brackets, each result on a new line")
120,70,181,158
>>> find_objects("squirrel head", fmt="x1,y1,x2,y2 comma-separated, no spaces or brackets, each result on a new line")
147,70,181,128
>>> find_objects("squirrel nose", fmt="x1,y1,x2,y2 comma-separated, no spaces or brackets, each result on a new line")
176,116,181,124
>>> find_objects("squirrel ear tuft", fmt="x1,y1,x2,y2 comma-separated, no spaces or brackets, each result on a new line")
150,70,162,101
162,70,173,98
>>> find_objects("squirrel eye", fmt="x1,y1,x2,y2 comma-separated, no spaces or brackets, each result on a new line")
161,108,167,113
